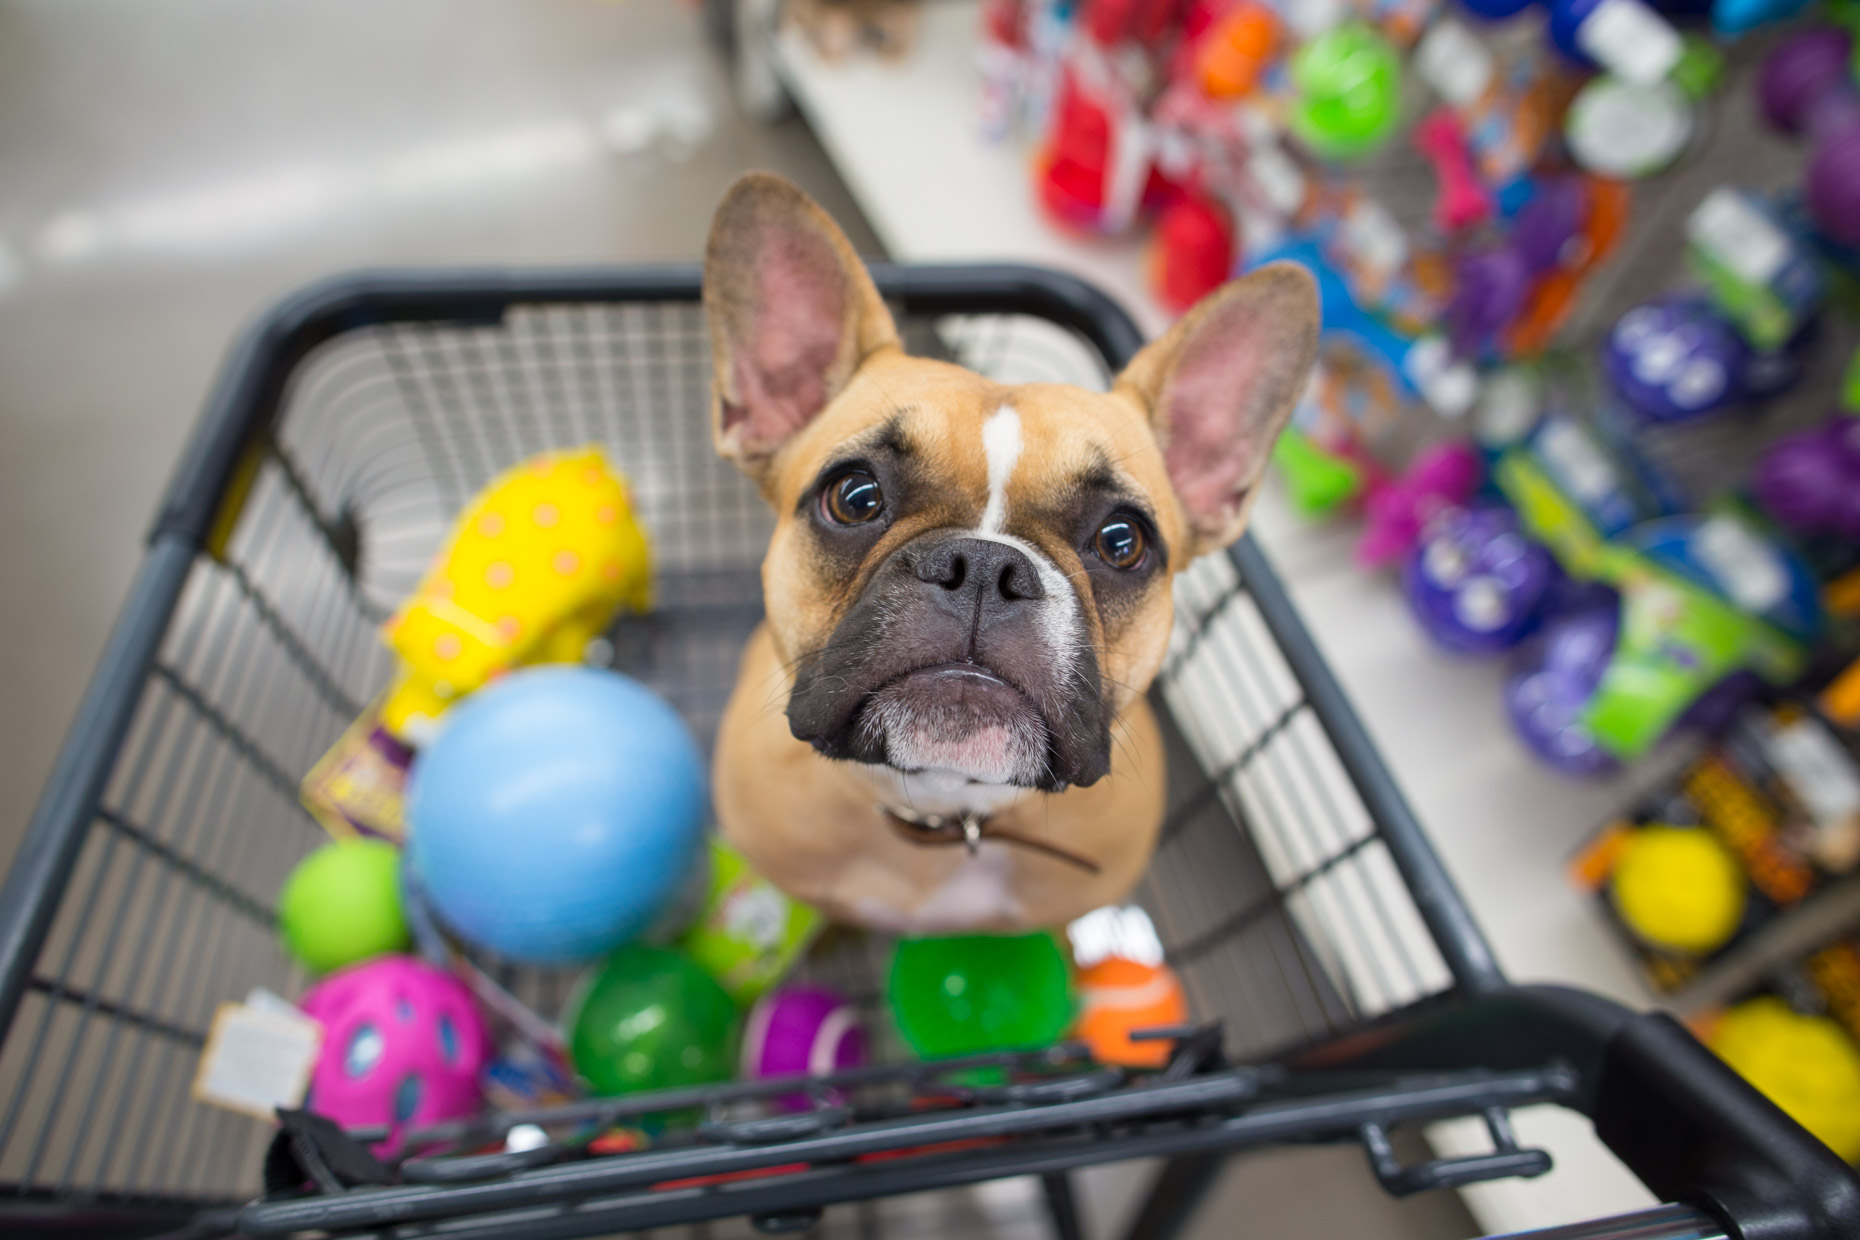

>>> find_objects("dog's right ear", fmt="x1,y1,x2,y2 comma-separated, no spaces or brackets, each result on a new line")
704,172,900,481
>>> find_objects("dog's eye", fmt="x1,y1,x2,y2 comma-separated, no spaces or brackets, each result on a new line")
824,471,884,525
1094,516,1147,570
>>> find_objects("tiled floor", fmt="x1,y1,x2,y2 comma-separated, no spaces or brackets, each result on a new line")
0,2,1475,1235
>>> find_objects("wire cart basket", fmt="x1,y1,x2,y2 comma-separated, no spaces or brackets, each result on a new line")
0,264,1855,1240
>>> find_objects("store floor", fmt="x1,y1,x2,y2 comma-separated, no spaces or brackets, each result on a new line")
0,2,1474,1234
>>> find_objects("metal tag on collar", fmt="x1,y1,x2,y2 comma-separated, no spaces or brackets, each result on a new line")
961,813,983,854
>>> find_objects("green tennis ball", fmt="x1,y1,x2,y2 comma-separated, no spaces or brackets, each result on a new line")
279,838,411,974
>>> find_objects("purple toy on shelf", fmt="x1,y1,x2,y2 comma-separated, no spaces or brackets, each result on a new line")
1404,505,1559,654
298,956,490,1146
1358,441,1483,568
1759,28,1860,249
1600,294,1750,424
1504,596,1623,776
1753,415,1860,542
1447,178,1588,362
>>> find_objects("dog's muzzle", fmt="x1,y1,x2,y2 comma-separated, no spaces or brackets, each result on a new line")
787,529,1111,790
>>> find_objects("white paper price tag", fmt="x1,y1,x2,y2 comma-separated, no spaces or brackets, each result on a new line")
1405,336,1477,418
1576,0,1681,84
1566,77,1692,179
1687,188,1789,287
1285,0,1345,39
1338,198,1408,285
1695,514,1787,614
193,1001,322,1121
1245,140,1306,216
1767,717,1860,832
1537,419,1617,505
1416,21,1494,107
1474,368,1541,448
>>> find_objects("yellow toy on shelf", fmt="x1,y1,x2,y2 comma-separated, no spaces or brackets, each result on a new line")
1707,996,1860,1163
380,446,652,742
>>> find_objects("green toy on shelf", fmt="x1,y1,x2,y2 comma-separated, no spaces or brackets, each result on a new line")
1272,428,1366,516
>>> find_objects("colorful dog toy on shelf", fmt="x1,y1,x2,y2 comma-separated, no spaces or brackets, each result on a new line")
1753,413,1860,543
1759,27,1860,250
1446,175,1631,362
1600,294,1754,425
1608,824,1748,954
1414,19,1569,208
1406,503,1560,653
1707,996,1860,1162
1262,236,1477,418
1685,187,1825,357
1288,22,1404,161
1357,439,1483,568
1503,509,1820,773
380,446,652,743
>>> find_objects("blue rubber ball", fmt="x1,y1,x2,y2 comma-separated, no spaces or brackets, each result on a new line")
407,666,705,965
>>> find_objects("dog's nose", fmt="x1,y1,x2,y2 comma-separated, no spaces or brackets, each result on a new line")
912,537,1045,605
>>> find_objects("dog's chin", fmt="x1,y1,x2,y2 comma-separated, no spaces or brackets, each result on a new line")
854,664,1051,787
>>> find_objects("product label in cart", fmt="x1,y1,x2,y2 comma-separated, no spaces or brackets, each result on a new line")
300,696,411,843
193,1000,321,1120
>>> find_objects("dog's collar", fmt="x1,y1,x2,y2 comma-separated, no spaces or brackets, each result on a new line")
880,803,1102,876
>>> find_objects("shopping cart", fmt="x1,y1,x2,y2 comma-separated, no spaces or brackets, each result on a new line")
0,265,1854,1240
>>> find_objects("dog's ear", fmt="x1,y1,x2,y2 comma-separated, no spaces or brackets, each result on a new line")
1114,262,1319,557
704,172,900,480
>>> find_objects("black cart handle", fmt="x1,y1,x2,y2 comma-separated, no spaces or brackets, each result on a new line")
1296,986,1860,1240
1479,1203,1726,1240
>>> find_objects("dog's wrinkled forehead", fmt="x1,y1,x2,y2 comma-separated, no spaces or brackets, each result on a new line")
770,362,1183,560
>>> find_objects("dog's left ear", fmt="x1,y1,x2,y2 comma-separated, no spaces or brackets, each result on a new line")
704,172,901,482
1114,262,1319,558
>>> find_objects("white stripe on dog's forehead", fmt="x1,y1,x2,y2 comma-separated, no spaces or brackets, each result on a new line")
978,405,1022,536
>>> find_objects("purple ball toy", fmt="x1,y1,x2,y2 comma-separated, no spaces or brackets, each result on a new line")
1759,29,1860,249
1405,506,1558,655
1601,295,1747,424
1504,597,1622,776
1448,179,1588,359
742,987,866,1110
1753,415,1860,542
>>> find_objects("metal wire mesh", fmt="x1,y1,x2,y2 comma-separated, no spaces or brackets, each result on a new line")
0,292,1449,1211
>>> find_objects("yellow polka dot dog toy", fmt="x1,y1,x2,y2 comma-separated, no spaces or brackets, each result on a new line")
380,447,652,741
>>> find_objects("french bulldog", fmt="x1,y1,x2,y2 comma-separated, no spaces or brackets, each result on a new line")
705,172,1318,933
